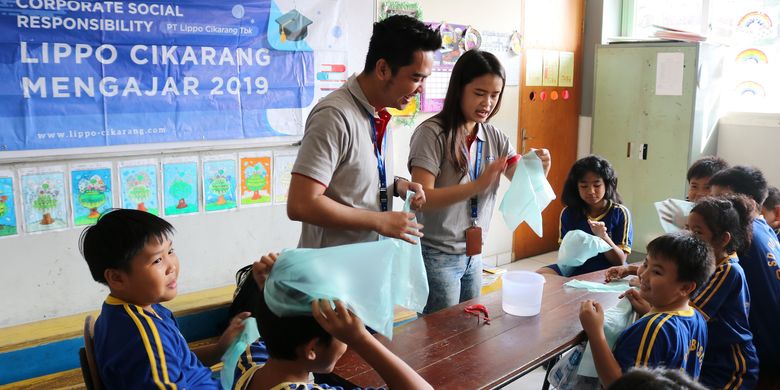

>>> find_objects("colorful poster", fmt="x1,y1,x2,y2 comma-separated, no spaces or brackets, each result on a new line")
542,50,560,87
119,160,160,216
525,49,544,87
70,163,114,226
162,158,199,216
273,150,297,204
203,155,238,213
0,0,355,152
240,153,272,206
19,167,69,233
558,51,575,87
0,173,18,237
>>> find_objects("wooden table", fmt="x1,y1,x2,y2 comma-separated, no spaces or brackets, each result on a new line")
331,271,622,389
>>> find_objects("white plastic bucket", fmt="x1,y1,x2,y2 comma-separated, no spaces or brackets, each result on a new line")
502,271,546,316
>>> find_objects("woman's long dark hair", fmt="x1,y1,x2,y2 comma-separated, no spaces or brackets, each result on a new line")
431,50,506,175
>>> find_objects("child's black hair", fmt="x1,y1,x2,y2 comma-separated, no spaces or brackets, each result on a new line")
646,231,715,294
255,289,333,361
708,165,769,207
691,195,755,253
363,15,441,75
764,186,780,210
686,156,729,182
561,155,622,212
79,209,174,284
608,367,708,390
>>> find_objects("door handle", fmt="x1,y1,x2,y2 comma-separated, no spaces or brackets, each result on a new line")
521,128,535,154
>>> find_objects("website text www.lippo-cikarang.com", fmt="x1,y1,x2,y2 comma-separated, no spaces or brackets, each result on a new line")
36,126,166,141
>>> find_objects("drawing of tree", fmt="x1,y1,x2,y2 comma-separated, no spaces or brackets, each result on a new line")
77,175,107,219
127,172,152,212
32,180,58,225
0,195,7,230
170,172,193,209
245,164,267,200
209,169,231,205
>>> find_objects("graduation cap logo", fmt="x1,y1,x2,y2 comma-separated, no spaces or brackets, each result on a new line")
276,9,313,43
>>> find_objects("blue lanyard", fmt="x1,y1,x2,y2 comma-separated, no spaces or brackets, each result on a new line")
464,139,483,221
368,112,388,212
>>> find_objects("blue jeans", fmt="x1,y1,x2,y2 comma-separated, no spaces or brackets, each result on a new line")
422,245,482,314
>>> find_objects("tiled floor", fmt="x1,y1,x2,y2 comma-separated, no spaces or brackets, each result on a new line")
494,251,557,390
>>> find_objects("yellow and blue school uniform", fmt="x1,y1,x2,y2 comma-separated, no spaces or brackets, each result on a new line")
612,308,707,379
739,218,780,370
691,253,758,389
234,365,384,390
548,201,632,276
94,296,219,389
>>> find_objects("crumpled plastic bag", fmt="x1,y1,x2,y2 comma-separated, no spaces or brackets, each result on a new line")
263,192,428,339
547,343,600,390
499,151,556,236
654,198,694,233
578,293,636,377
220,317,260,390
556,230,612,276
563,279,631,293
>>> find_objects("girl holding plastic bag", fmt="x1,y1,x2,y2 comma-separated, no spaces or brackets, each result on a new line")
408,50,551,314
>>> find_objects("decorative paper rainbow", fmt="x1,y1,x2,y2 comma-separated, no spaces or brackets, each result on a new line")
736,48,768,64
737,11,773,36
735,81,766,97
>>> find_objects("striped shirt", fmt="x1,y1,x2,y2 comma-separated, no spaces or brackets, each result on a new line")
612,308,708,379
558,200,632,275
94,296,217,389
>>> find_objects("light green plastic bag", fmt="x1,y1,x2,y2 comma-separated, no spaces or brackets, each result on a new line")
499,151,556,236
263,192,428,339
557,230,612,276
654,198,694,233
220,317,260,390
563,279,631,293
577,293,636,377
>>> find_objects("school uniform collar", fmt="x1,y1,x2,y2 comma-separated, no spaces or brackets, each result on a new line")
643,307,695,318
105,295,161,318
586,200,614,221
718,252,739,266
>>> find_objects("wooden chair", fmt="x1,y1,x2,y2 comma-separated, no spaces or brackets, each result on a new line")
78,315,103,390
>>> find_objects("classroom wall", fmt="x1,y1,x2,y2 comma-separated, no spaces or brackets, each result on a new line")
717,112,780,188
388,0,523,267
0,0,374,328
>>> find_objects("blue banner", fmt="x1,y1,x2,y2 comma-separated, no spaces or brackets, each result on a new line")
0,0,316,151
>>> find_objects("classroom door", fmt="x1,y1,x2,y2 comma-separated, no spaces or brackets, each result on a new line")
512,0,584,260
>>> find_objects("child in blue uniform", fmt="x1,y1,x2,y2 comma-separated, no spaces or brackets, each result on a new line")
80,209,261,389
710,166,780,387
688,195,759,389
686,156,729,202
234,254,432,390
580,232,712,388
761,186,780,241
539,155,632,276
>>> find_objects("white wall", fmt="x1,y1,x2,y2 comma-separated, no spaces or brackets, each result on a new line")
390,0,522,267
717,112,780,187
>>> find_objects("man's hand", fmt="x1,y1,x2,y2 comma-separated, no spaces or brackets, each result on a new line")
216,311,251,353
604,265,630,282
396,179,426,210
375,211,423,244
621,288,651,316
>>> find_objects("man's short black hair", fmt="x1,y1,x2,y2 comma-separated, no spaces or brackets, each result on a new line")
764,186,780,210
363,15,441,75
686,156,729,182
709,165,769,206
646,231,714,294
608,367,707,390
79,209,174,284
255,290,333,360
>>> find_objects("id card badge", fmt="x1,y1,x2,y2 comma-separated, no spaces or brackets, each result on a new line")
465,225,483,256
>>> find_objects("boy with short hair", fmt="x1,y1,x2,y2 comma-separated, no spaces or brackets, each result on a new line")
686,156,729,202
709,166,780,386
235,254,433,390
761,186,780,239
80,209,253,389
580,231,713,388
